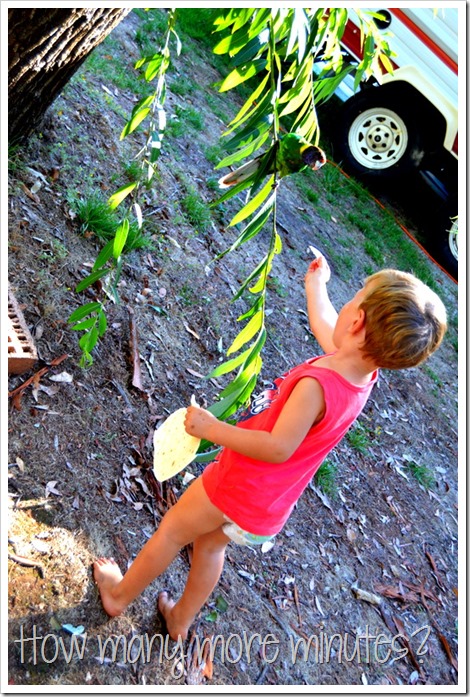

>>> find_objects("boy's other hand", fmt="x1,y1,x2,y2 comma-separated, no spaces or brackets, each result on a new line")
184,405,216,440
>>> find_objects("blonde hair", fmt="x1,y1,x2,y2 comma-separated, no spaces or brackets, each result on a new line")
359,270,447,369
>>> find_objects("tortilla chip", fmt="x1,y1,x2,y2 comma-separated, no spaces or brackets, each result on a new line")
153,407,201,482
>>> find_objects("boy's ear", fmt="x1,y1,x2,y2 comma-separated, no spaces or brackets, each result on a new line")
351,309,366,334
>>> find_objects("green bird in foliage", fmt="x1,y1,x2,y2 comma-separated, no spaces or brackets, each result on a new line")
218,133,327,188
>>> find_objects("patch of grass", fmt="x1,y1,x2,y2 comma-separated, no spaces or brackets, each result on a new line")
174,104,205,131
8,145,27,174
294,174,321,206
364,240,385,266
84,39,150,98
166,117,185,139
134,8,171,54
39,239,69,262
205,93,233,124
403,458,435,490
180,187,212,233
318,163,354,202
123,161,142,182
206,176,222,192
267,276,287,298
175,8,223,49
203,143,227,167
68,192,152,252
314,460,338,498
177,282,199,307
170,76,197,97
346,422,370,455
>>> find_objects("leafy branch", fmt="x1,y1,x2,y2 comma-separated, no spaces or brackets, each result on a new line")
204,7,393,421
68,10,180,368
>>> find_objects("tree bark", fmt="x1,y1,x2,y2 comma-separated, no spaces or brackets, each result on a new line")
8,8,131,142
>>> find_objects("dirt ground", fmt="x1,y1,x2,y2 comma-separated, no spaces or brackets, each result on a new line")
7,11,459,688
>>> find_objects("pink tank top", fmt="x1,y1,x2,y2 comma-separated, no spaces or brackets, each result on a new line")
202,357,377,535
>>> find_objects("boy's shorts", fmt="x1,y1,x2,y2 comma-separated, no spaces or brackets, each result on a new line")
222,516,275,547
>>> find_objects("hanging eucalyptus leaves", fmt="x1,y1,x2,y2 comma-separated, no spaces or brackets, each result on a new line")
200,7,393,423
68,10,180,368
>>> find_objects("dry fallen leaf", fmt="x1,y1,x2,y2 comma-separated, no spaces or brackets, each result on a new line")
49,371,73,383
16,457,25,473
45,481,61,497
183,322,200,340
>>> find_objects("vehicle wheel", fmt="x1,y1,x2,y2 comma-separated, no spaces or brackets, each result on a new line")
435,213,458,280
335,89,423,179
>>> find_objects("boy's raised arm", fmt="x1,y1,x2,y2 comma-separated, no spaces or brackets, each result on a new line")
304,257,338,354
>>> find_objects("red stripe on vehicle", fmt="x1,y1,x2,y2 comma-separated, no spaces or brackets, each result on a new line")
342,19,398,72
390,8,458,75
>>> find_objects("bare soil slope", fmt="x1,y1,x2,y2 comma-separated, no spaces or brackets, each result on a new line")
7,11,459,687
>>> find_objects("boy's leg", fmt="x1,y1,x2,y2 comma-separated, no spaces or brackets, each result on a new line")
158,526,230,640
93,476,226,616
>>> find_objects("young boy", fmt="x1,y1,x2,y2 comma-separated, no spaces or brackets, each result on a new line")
94,257,447,641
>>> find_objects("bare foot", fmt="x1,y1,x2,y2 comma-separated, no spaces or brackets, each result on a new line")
158,591,190,641
93,557,127,617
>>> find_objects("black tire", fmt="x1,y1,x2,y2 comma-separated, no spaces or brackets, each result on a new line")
334,88,423,180
433,209,458,280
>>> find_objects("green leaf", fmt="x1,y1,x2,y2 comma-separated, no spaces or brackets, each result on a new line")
217,331,266,390
230,33,265,67
227,311,263,355
229,176,275,226
144,60,161,83
93,239,114,271
113,218,130,259
224,113,273,153
207,383,249,420
108,182,137,210
68,302,101,323
86,326,99,353
225,73,270,133
98,310,107,337
207,346,253,379
237,296,264,321
211,177,255,208
223,88,272,139
232,7,256,32
229,194,274,252
215,595,228,612
215,131,270,170
218,361,256,400
70,317,97,331
219,59,268,93
279,79,312,117
75,268,110,294
213,329,266,382
232,254,269,301
120,107,150,140
79,326,99,353
213,25,251,55
135,52,162,70
193,446,222,464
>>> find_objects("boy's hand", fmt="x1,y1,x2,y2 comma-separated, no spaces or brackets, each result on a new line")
184,405,216,440
305,254,331,285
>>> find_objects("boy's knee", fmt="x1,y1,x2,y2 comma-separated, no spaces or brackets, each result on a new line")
196,528,230,553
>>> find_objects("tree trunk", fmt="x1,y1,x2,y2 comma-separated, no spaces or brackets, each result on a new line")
8,8,131,142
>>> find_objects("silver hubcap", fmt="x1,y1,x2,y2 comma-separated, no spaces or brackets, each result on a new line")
448,217,458,261
349,107,408,170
